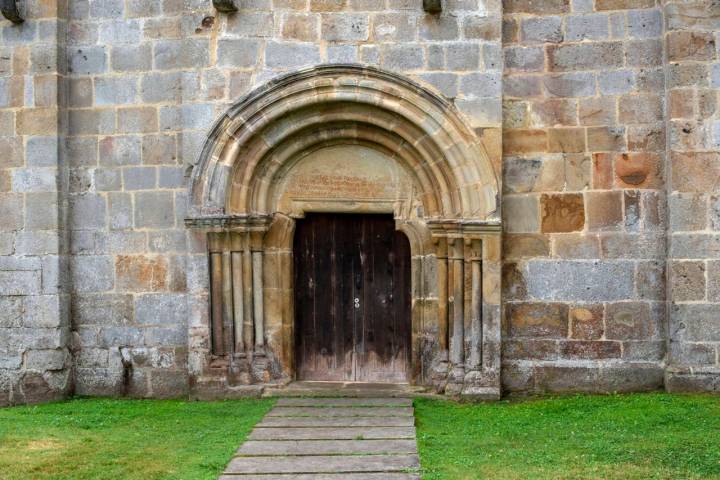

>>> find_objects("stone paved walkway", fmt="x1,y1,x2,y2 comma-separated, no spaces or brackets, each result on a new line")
219,397,421,479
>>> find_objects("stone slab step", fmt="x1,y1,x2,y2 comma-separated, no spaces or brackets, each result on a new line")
249,426,416,440
237,439,417,455
224,454,420,474
276,397,412,407
220,474,420,479
268,406,413,417
257,416,414,428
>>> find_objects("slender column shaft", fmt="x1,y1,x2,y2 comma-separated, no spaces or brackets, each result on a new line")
231,251,244,353
242,246,254,352
469,258,482,369
252,250,265,350
450,238,464,367
221,251,234,354
437,239,449,352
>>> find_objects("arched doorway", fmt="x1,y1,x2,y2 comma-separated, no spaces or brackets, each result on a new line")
185,65,502,400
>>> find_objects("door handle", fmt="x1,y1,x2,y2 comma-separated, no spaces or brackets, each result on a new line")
354,298,360,309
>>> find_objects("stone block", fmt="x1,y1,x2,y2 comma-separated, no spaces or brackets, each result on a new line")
0,270,40,295
141,135,177,165
626,9,662,39
68,109,115,136
281,13,320,42
380,45,424,70
109,192,133,230
547,42,623,72
504,0,570,14
606,301,662,340
26,349,68,371
265,41,321,69
530,98,577,127
616,153,662,189
551,233,599,259
579,97,616,126
543,73,596,98
419,15,459,41
636,260,665,301
465,15,502,41
547,127,585,153
503,129,547,154
506,302,568,338
504,75,542,98
99,20,141,44
565,14,609,41
159,104,214,131
95,76,139,105
140,72,200,104
16,108,57,136
561,340,621,359
627,124,664,152
667,31,717,62
66,78,93,108
670,343,716,366
67,46,106,75
327,45,358,63
0,193,24,230
619,94,663,124
12,168,57,193
625,39,662,67
154,39,210,70
595,0,653,9
503,339,559,360
134,191,175,228
26,136,58,167
322,13,369,41
670,261,706,302
446,43,480,71
504,46,544,73
217,39,261,68
417,73,457,98
117,107,158,134
587,126,626,152
0,296,23,328
520,16,562,43
586,191,623,231
73,293,134,326
25,193,58,230
525,260,635,301
372,13,415,42
540,193,585,233
71,256,115,293
671,152,720,193
671,304,720,342
503,194,540,233
116,255,168,292
569,304,603,340
135,293,187,326
69,194,106,230
460,73,502,98
503,234,550,259
598,70,635,95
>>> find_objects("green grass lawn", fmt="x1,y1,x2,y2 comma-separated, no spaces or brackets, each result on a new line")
0,397,273,480
415,393,720,480
2,393,719,480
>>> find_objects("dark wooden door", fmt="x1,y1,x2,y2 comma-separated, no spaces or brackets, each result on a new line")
294,214,411,383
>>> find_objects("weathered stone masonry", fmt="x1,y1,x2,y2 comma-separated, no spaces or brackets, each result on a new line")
0,0,718,405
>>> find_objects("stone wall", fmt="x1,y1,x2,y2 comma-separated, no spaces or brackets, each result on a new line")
1,0,719,405
0,1,71,405
501,0,667,393
664,0,720,392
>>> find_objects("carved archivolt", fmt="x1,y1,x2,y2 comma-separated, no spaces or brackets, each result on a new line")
188,64,499,223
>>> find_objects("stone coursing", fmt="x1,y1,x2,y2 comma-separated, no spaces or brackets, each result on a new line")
0,0,718,405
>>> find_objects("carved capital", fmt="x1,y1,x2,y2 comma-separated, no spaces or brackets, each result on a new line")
1,0,24,24
212,0,238,13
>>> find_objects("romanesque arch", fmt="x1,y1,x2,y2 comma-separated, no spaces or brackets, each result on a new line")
186,65,502,399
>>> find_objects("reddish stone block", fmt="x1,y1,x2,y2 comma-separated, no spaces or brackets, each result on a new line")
569,304,604,340
587,126,626,152
592,153,613,189
502,262,528,301
507,302,569,338
116,255,168,292
503,339,559,360
503,234,550,259
669,89,695,119
614,152,663,189
540,193,585,233
503,0,570,14
595,0,654,10
606,301,661,340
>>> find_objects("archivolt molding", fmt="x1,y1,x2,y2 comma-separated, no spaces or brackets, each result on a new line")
187,64,499,224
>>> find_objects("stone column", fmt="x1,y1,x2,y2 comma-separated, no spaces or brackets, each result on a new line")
468,243,483,370
447,237,465,394
250,231,265,354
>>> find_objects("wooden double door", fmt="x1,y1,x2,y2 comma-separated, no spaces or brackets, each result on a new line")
294,214,411,383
